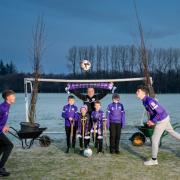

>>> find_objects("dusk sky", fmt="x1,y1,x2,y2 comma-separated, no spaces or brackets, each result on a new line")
0,0,180,74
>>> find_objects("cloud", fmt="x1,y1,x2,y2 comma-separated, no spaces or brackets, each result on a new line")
146,28,180,39
28,0,134,26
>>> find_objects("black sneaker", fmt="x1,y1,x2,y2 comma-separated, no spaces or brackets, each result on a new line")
115,150,120,154
0,168,10,176
110,150,115,154
97,151,104,154
65,148,69,153
79,149,84,155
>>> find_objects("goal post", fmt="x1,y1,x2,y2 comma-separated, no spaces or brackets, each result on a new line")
24,76,153,133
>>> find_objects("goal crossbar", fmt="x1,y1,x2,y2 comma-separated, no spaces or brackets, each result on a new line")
24,77,148,83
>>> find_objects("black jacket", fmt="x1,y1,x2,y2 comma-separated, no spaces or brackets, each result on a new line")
70,89,109,114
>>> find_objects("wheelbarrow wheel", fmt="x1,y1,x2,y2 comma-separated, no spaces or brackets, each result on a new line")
129,132,146,146
39,135,51,147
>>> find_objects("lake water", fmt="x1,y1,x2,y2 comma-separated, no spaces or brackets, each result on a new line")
1,93,180,141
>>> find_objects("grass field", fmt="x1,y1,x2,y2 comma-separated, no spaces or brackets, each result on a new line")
4,139,180,180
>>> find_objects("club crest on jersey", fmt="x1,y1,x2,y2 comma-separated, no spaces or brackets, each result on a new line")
92,98,95,102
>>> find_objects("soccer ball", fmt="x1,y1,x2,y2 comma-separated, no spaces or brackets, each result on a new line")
83,148,93,157
80,60,91,71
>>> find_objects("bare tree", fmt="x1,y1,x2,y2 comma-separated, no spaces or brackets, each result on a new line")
110,46,116,72
96,45,102,72
173,48,180,73
67,46,77,75
133,0,155,97
120,46,128,73
148,48,156,73
88,46,95,73
28,16,45,124
104,46,109,73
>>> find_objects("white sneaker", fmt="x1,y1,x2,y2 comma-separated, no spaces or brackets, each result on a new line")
144,159,158,166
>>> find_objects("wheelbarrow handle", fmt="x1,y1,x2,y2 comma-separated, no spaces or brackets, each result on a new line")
9,126,19,133
172,122,180,128
8,127,20,140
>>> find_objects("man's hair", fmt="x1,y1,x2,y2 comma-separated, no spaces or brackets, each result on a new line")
2,90,15,100
87,87,95,91
68,95,75,100
137,85,149,94
95,100,101,105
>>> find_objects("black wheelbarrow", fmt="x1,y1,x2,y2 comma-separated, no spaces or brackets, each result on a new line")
130,122,180,146
9,126,51,149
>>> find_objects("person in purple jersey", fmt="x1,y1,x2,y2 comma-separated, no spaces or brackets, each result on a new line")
0,90,15,177
136,85,180,166
62,95,79,153
77,105,91,154
107,94,125,154
91,101,106,153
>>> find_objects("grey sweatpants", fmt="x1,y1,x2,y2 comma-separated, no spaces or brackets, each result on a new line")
152,116,180,159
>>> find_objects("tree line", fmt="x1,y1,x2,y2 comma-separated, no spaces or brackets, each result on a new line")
1,43,180,94
1,70,179,93
67,45,180,75
67,45,180,93
0,60,17,75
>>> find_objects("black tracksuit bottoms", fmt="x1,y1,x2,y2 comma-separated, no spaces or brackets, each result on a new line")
109,123,121,152
0,133,14,168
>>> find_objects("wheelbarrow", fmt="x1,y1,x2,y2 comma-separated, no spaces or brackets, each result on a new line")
9,126,51,149
130,122,180,146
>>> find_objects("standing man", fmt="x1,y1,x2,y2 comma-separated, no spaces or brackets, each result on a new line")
136,85,180,166
70,87,109,128
0,90,15,176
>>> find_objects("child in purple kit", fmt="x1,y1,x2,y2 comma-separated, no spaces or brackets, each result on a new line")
0,90,16,177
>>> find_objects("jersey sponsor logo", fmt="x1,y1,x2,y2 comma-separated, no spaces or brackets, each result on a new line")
111,106,121,110
150,102,158,110
85,98,95,103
